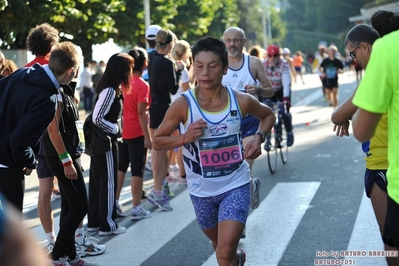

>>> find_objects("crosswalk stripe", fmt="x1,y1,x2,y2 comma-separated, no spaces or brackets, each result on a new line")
202,182,321,266
81,189,196,265
344,192,386,265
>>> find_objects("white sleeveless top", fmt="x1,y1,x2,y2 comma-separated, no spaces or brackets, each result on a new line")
222,55,256,92
181,86,251,197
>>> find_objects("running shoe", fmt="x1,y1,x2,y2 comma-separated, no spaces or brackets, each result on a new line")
236,249,246,265
52,189,61,199
87,227,99,233
145,158,152,171
115,203,128,217
69,255,99,266
75,236,106,257
162,182,174,199
47,241,55,255
250,177,261,209
169,164,179,172
50,257,70,266
178,176,187,186
287,132,294,147
130,206,152,220
166,173,177,183
240,227,246,239
147,190,173,211
98,226,126,236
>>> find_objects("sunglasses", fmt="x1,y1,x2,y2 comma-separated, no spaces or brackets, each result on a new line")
268,54,280,58
349,43,362,59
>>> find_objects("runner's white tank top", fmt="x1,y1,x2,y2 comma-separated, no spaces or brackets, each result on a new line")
181,86,251,197
222,55,256,92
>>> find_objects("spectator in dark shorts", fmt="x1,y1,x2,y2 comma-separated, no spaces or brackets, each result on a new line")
147,28,182,212
23,22,64,254
319,45,344,108
334,15,399,265
352,29,399,254
116,47,152,220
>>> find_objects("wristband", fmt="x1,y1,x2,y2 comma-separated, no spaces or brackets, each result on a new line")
59,151,72,167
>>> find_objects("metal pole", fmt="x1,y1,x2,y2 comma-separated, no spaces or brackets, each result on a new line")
144,0,150,49
262,9,268,48
267,0,272,43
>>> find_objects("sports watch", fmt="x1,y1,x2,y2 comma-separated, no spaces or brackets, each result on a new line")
255,131,266,143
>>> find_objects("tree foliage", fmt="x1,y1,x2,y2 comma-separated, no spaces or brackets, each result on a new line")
0,0,287,59
0,0,124,61
282,0,394,55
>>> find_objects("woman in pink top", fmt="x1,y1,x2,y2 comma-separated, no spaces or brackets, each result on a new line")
121,47,152,220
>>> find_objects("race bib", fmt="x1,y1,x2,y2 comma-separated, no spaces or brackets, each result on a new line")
199,134,242,178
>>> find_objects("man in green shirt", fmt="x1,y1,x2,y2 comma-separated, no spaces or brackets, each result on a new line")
352,30,399,249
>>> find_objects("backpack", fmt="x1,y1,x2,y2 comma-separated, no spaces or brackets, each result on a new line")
42,83,83,159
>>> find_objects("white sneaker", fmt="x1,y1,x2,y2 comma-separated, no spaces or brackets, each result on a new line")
147,190,173,211
87,227,99,233
178,176,187,186
99,226,126,236
47,241,55,255
130,206,152,221
115,203,128,217
69,255,99,266
75,236,106,257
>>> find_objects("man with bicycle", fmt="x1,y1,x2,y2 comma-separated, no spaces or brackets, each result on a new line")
262,45,294,149
221,27,274,239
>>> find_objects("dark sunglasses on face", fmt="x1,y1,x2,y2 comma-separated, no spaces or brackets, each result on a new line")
268,54,280,58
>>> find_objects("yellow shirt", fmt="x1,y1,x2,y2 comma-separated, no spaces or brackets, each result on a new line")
364,112,388,170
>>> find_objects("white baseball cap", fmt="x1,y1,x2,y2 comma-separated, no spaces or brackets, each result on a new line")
145,25,161,40
282,48,290,55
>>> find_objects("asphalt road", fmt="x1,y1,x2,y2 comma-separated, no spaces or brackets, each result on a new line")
22,72,389,266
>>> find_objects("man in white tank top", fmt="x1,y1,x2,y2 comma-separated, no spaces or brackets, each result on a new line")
221,27,274,218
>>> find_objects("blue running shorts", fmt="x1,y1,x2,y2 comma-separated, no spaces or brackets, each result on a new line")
189,182,250,230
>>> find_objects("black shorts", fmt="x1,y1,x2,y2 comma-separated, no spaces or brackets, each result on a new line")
364,169,387,198
118,140,130,173
324,78,338,89
149,102,169,129
36,154,53,178
119,137,147,177
383,195,399,248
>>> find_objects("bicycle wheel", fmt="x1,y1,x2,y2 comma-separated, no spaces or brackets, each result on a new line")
279,121,289,164
266,129,278,174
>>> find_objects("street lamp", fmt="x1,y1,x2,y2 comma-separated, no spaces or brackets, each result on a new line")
144,0,150,48
261,0,272,47
260,8,268,48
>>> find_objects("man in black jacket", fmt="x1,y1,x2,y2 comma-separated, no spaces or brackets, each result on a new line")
0,41,82,213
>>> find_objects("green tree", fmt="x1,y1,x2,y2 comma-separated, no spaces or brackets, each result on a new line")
0,0,51,48
0,0,124,61
172,0,222,43
282,0,375,55
207,0,240,40
112,0,185,48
